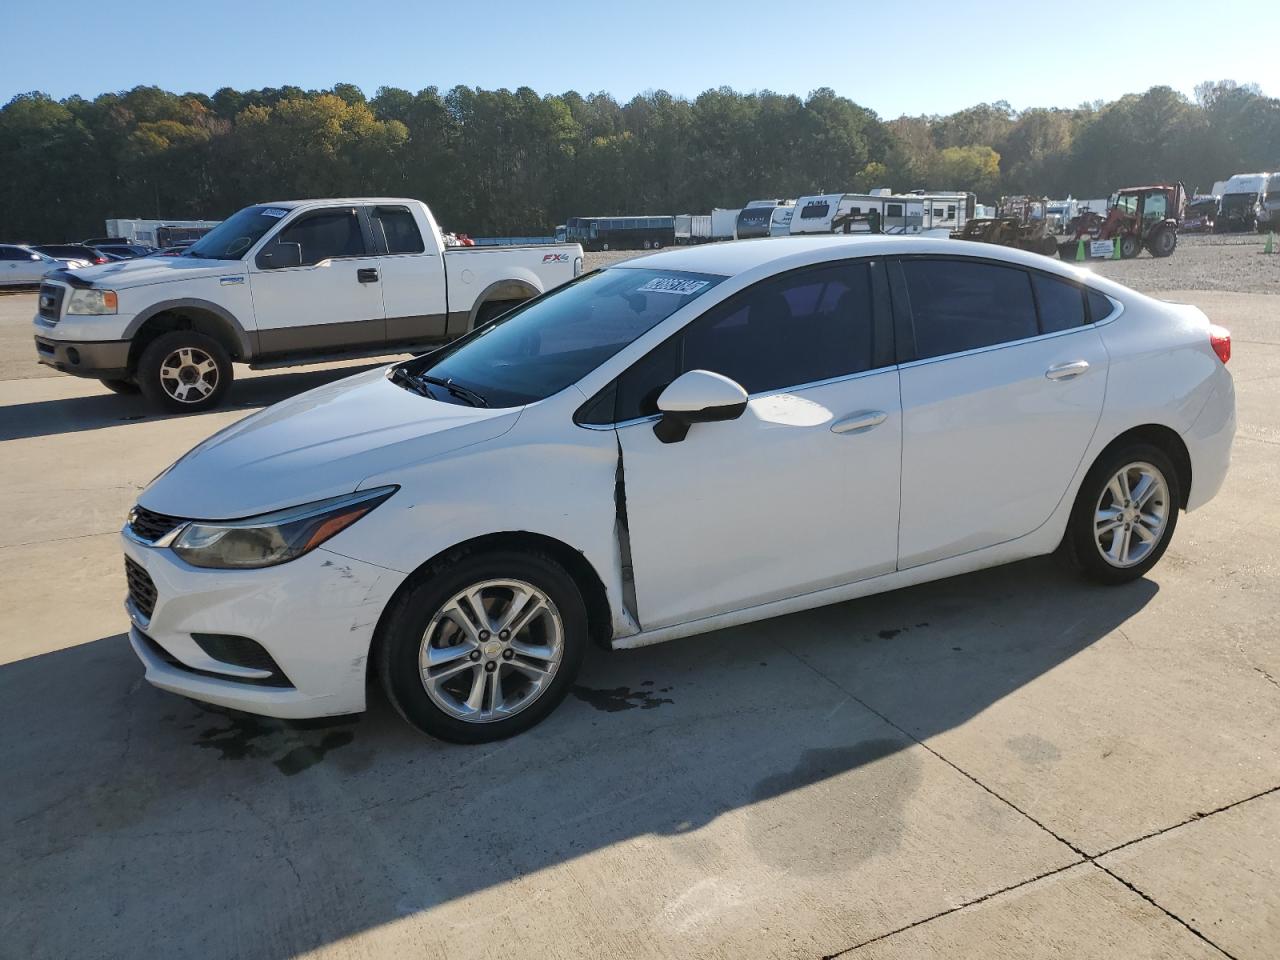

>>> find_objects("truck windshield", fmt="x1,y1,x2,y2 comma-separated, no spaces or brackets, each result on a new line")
401,268,725,408
185,206,287,260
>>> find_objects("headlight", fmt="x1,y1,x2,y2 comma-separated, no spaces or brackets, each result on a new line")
172,487,396,569
66,288,118,315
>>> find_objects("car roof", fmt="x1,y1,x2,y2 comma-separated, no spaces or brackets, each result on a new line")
254,198,420,209
611,235,1088,279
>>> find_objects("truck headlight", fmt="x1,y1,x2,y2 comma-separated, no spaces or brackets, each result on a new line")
66,289,118,315
172,487,396,569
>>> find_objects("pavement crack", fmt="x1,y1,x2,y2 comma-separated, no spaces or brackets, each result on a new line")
1092,783,1280,859
1254,666,1280,689
822,862,1082,958
1090,862,1239,960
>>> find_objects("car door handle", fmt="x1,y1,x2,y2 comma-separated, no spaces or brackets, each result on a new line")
831,410,888,434
357,267,379,283
1045,360,1090,381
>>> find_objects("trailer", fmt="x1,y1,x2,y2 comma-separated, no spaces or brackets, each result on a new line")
710,208,740,241
103,218,221,248
736,200,794,239
674,214,712,244
790,193,926,235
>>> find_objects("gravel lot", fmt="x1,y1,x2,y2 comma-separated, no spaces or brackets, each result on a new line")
586,231,1280,295
1,240,1277,960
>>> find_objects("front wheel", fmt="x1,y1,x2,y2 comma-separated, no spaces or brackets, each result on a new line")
1119,234,1141,259
136,330,232,413
1059,444,1181,585
378,549,588,743
1147,227,1177,257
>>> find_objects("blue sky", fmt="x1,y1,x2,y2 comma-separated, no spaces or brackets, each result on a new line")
3,0,1274,116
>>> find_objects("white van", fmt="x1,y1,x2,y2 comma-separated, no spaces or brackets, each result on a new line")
1216,173,1270,232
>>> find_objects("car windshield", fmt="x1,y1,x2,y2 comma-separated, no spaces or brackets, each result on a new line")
185,206,287,260
404,267,725,408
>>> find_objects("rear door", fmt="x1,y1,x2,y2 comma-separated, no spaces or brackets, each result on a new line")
365,203,449,345
894,256,1107,568
248,206,385,355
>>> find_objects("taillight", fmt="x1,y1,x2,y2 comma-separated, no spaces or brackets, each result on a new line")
93,257,108,264
1209,325,1231,365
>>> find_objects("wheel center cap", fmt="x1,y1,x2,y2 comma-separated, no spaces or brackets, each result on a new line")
482,640,503,659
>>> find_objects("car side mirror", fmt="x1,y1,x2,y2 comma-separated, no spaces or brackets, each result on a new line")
653,370,748,444
261,241,302,269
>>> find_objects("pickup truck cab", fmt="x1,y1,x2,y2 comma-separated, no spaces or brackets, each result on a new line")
33,198,584,410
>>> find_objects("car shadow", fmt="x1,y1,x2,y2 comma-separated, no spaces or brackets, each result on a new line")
0,362,394,442
0,557,1157,958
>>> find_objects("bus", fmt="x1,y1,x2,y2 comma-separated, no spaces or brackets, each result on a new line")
564,216,677,251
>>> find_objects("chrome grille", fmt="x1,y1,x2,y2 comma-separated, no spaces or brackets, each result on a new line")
37,283,64,322
128,505,184,543
124,557,158,619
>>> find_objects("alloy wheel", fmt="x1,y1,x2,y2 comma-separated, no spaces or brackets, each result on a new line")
1094,461,1169,568
418,578,564,722
158,346,220,403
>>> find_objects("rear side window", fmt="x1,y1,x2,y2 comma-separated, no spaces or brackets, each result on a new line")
277,210,365,265
1032,273,1086,333
901,259,1038,359
1086,289,1115,323
371,206,425,254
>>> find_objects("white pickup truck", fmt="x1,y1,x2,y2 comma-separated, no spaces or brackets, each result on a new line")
33,198,584,410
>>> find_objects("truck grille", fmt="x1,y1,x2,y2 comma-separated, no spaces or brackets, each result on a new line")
37,283,64,323
125,556,158,619
128,505,184,543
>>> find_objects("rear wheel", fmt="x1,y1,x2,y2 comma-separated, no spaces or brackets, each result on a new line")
378,549,588,743
99,377,139,395
1059,444,1180,585
136,330,232,413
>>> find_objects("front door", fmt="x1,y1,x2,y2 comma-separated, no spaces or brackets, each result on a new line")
894,257,1108,568
249,206,385,356
615,260,902,629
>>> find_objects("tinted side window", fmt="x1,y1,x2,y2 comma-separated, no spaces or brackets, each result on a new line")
1032,273,1086,333
1086,289,1114,323
0,247,24,261
901,259,1037,359
278,210,365,265
613,262,875,421
371,206,425,254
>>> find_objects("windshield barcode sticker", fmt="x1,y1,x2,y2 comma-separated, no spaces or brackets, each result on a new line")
637,277,709,295
261,208,289,218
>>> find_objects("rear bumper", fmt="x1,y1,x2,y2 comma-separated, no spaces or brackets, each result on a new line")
34,335,131,379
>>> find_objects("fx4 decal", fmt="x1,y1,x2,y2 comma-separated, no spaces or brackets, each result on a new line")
542,253,571,263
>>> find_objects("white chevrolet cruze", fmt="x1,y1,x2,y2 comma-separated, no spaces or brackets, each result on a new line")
122,237,1235,743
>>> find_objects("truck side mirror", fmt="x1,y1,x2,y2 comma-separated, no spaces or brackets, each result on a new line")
260,241,302,269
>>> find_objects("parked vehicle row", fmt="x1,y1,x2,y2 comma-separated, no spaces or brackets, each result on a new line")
33,197,584,410
117,235,1236,742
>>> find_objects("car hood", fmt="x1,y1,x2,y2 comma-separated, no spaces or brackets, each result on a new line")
139,367,521,519
73,254,243,289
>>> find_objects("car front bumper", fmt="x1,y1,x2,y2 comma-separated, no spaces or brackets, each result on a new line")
122,531,403,719
34,335,131,380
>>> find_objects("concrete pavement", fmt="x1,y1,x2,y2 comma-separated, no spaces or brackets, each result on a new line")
1,281,1277,959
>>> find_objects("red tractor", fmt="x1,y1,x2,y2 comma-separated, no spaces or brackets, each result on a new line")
1058,182,1186,260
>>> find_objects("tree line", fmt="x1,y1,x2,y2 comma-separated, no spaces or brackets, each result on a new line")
0,79,1276,242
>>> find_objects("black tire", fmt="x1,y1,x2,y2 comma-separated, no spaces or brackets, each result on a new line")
99,377,139,395
136,330,232,413
1119,234,1140,259
378,548,588,743
1147,227,1177,258
1058,443,1181,585
652,239,662,249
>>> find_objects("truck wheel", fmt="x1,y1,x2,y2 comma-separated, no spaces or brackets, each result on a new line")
137,331,232,413
652,239,662,249
1148,228,1177,258
99,378,139,395
1119,235,1140,259
601,242,610,252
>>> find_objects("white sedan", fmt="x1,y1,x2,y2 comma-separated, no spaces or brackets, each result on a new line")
121,237,1235,743
0,244,79,286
